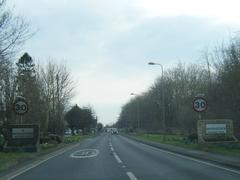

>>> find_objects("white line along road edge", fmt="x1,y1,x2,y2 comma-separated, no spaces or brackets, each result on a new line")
139,142,240,175
4,143,80,180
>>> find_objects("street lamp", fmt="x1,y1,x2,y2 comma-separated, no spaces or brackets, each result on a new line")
130,93,140,130
130,93,138,96
148,61,166,131
56,74,60,134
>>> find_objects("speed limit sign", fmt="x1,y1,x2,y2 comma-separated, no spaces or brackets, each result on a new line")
13,99,28,115
193,97,207,112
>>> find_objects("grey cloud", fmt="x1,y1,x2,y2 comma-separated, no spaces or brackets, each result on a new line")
105,16,232,69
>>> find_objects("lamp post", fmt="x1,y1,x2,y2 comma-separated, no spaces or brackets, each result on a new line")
56,74,60,134
148,62,166,131
130,93,140,130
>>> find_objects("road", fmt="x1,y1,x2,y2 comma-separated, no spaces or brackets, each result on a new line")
8,133,240,180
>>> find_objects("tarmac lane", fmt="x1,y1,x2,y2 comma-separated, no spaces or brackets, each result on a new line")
5,133,240,180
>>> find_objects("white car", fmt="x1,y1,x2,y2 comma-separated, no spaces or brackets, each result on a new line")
64,129,72,135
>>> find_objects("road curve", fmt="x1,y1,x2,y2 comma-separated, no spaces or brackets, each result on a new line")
8,133,240,180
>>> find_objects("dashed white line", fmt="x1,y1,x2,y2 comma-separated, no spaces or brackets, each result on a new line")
113,152,123,163
109,142,122,163
126,172,138,180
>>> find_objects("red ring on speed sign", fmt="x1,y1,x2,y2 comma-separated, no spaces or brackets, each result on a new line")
193,97,208,112
13,99,29,115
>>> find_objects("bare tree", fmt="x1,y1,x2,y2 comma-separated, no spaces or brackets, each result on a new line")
0,0,32,125
0,0,32,60
40,61,75,134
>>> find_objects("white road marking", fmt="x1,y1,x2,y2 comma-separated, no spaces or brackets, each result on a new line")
82,151,88,156
139,142,240,175
5,143,80,180
113,152,123,163
70,149,99,159
126,172,138,180
110,147,114,151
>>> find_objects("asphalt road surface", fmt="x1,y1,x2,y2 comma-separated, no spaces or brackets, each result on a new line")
8,133,240,180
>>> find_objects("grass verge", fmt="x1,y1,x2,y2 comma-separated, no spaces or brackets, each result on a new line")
0,134,93,172
130,133,240,157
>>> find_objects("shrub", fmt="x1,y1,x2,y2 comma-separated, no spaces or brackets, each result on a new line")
184,133,198,144
40,133,62,144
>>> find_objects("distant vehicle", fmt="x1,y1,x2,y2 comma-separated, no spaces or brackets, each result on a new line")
64,129,72,135
111,128,118,135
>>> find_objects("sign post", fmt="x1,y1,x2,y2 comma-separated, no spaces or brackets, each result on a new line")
193,96,238,143
3,96,40,152
13,96,28,124
193,97,208,119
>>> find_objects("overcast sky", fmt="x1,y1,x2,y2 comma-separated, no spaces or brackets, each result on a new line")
9,0,240,125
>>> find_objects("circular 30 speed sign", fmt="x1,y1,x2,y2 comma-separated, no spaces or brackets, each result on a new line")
13,99,28,115
193,97,208,112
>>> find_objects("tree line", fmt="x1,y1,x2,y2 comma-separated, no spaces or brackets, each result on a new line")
0,0,98,136
0,0,33,126
1,51,74,135
116,36,240,138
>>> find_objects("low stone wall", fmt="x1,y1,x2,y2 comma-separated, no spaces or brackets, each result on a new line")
197,119,237,143
3,124,39,152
